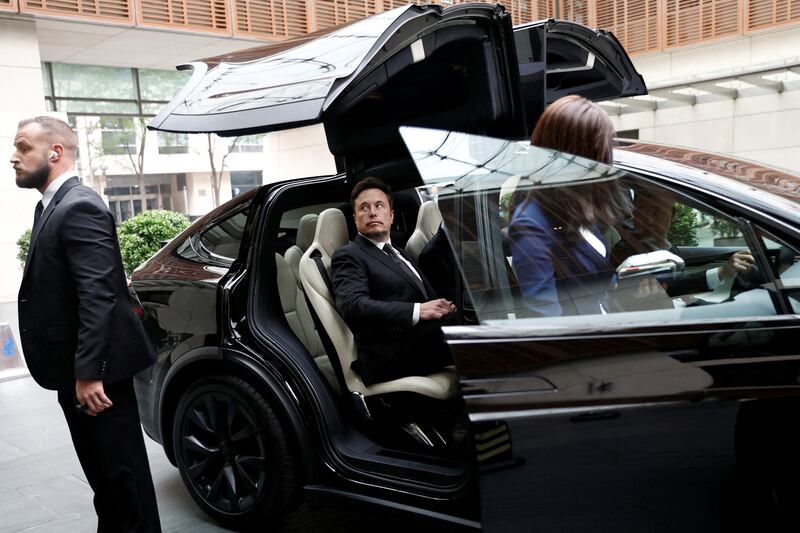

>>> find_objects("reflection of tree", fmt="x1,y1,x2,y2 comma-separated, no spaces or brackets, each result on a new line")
205,134,239,208
81,115,148,183
120,117,148,182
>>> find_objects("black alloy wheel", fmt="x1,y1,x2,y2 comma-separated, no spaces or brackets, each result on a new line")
173,375,300,526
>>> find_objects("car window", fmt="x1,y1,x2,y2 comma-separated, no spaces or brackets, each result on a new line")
404,129,778,328
197,207,250,264
757,231,800,312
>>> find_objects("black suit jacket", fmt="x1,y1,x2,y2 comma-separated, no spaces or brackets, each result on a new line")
331,234,450,385
18,177,156,391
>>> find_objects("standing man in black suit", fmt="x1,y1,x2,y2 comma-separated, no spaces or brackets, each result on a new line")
332,177,456,386
12,116,161,532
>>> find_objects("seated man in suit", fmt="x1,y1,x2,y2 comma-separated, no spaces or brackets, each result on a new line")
332,177,457,386
612,185,755,298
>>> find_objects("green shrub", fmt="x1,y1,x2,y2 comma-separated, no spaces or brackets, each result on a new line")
118,210,190,274
16,229,31,268
710,218,740,239
667,203,701,247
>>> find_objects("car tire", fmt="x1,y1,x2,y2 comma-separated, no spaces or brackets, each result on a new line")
172,375,301,527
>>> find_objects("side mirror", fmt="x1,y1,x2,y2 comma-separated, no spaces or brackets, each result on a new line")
617,250,685,279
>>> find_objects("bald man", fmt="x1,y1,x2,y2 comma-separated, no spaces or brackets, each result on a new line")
12,116,161,532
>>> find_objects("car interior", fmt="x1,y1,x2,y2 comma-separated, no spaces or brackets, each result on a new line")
444,171,788,330
245,178,486,496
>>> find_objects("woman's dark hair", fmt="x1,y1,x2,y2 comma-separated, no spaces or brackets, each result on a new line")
531,94,615,165
519,95,629,235
350,176,393,210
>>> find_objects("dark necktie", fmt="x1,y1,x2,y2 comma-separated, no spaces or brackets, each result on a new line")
383,243,427,297
33,200,44,229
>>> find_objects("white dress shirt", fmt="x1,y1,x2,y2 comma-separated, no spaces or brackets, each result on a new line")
41,171,77,209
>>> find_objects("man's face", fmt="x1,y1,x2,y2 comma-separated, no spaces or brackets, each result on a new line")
354,188,394,241
635,193,675,240
11,123,51,190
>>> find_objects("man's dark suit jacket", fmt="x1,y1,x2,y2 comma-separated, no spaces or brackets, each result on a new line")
18,177,156,391
331,234,451,386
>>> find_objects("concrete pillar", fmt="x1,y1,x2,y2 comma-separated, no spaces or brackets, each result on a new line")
0,17,49,303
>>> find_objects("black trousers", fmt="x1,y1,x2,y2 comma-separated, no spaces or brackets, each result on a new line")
57,377,161,533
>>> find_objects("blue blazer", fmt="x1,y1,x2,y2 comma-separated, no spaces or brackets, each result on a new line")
509,200,614,316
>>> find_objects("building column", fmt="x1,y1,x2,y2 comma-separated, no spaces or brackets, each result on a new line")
0,16,49,301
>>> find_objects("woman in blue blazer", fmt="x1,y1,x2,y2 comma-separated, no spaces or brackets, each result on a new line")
509,95,629,316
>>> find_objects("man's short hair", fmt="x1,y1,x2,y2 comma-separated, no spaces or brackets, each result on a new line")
350,177,393,210
18,116,78,158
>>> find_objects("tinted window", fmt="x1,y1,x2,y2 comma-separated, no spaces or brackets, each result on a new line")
198,208,250,264
758,230,800,312
403,128,777,328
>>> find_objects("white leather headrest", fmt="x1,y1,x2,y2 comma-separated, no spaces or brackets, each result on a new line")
417,201,442,239
275,254,296,313
296,213,318,252
314,208,349,257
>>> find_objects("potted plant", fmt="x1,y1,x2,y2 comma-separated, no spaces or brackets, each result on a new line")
710,218,745,246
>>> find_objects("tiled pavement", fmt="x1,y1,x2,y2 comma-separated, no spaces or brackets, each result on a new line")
0,375,375,533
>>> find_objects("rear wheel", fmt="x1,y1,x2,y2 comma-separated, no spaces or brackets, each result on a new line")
172,375,300,527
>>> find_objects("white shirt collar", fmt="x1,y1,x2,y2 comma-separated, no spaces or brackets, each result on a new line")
359,233,391,250
579,226,607,257
41,171,77,209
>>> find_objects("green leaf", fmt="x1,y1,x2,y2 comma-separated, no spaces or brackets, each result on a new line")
117,210,190,274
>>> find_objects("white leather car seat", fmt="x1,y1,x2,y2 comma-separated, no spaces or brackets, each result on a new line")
275,253,339,392
404,201,442,262
298,208,458,406
284,213,318,287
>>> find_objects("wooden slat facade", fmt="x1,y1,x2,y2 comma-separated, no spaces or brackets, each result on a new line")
0,0,18,13
20,0,132,22
136,0,230,34
233,0,309,39
11,1,800,52
665,0,740,48
745,0,800,31
596,0,660,55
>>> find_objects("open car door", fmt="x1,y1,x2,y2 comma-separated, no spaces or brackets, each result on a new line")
147,3,525,172
401,127,800,532
514,19,647,136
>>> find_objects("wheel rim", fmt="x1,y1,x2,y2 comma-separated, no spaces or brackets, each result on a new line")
179,390,269,514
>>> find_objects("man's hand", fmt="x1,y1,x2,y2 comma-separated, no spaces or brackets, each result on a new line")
420,298,457,321
718,250,755,280
635,276,665,298
75,378,113,416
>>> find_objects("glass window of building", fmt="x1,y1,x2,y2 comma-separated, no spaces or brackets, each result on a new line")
158,131,189,154
100,117,136,156
231,170,262,197
228,134,265,153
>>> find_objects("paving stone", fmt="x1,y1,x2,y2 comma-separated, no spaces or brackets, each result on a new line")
2,421,72,455
11,514,97,532
0,437,28,464
0,489,58,533
18,474,94,520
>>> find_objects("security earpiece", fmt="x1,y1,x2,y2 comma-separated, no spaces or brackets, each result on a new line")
48,151,57,160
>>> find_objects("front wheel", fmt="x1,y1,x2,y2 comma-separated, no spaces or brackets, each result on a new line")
172,375,301,527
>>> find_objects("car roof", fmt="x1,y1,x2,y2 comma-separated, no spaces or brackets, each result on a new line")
614,140,800,229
